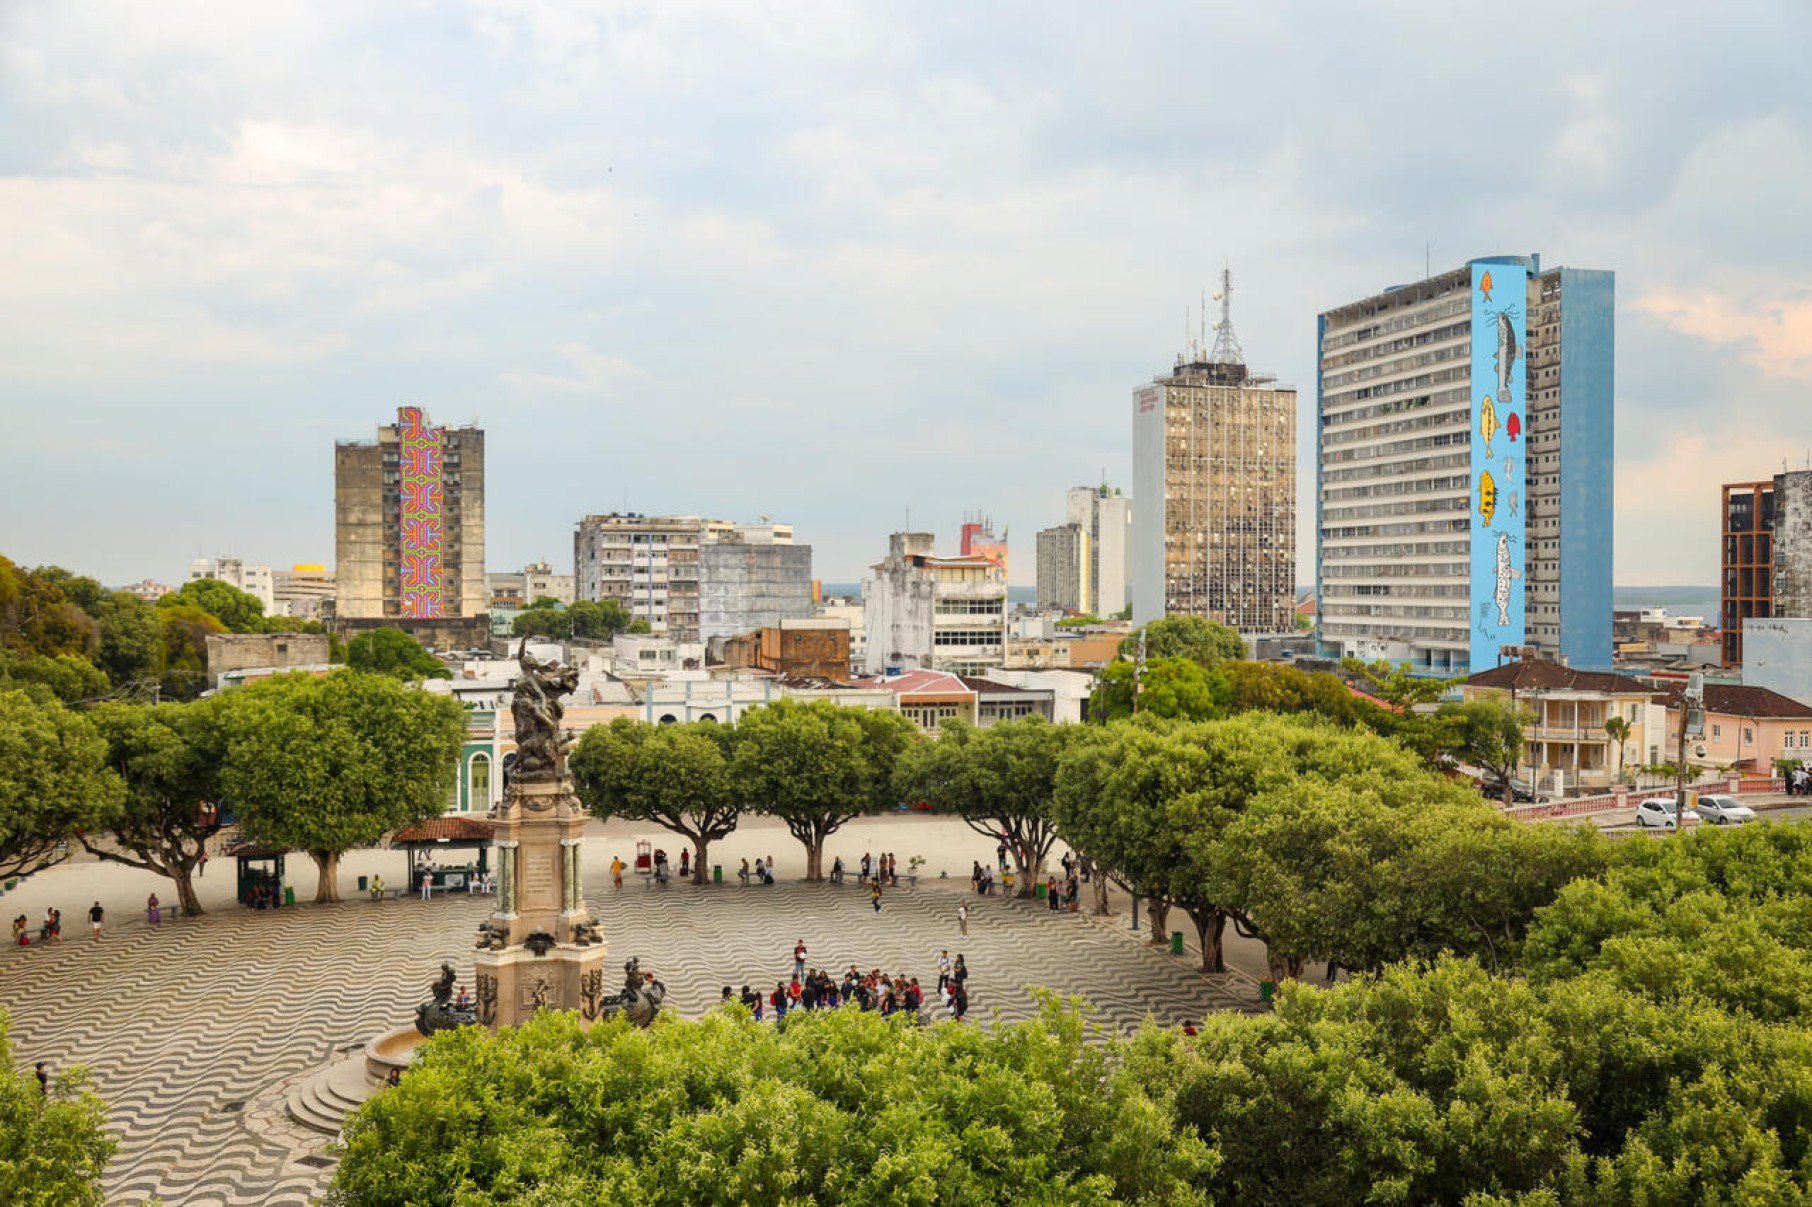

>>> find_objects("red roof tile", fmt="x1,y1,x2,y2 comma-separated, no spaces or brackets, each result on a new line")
392,817,496,845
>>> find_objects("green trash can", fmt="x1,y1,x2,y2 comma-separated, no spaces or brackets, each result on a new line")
1170,931,1184,955
1260,979,1276,1003
713,865,722,884
1035,883,1047,899
283,886,295,907
357,875,369,893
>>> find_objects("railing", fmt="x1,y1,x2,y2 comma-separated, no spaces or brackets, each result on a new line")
1500,775,1785,822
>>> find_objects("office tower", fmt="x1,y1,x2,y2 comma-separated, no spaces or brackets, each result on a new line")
335,406,485,620
1035,525,1088,613
1131,271,1296,632
862,532,1008,675
1066,484,1130,616
1721,470,1812,665
1316,256,1613,675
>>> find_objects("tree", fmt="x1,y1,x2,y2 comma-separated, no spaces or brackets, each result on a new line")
155,603,225,701
1117,616,1245,665
1604,714,1633,781
1450,698,1529,805
82,700,226,915
571,718,740,885
893,717,1073,896
730,699,918,881
0,1013,115,1206
511,598,640,641
1088,657,1226,722
330,999,1214,1206
156,577,270,633
0,689,123,882
0,650,109,704
0,556,97,660
346,628,451,680
217,670,466,902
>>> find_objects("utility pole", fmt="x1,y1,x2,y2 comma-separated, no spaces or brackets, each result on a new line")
1674,673,1705,832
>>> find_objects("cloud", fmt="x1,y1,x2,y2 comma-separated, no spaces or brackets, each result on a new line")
1635,289,1812,380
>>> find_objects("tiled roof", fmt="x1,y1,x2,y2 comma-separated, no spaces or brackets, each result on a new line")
392,817,496,845
849,669,975,696
956,676,1042,696
1658,683,1812,719
1465,659,1659,696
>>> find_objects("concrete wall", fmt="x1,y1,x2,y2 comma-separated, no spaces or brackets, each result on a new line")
698,541,813,643
334,441,386,619
1774,470,1812,618
1744,617,1812,706
205,632,332,689
861,535,938,674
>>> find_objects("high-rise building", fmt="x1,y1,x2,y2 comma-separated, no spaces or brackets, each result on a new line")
862,532,1008,676
187,556,275,612
1315,256,1613,675
1066,484,1130,616
959,518,1008,580
335,406,486,621
1131,272,1296,632
271,564,335,620
1720,470,1812,665
1035,525,1088,613
574,514,804,643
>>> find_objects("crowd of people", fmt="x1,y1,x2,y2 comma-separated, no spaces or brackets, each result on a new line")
725,944,971,1023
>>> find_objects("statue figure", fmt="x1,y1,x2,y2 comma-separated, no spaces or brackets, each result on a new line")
430,961,456,1006
580,968,604,1021
510,639,580,782
475,919,511,951
531,977,550,1011
617,957,666,1029
415,961,476,1036
475,974,499,1027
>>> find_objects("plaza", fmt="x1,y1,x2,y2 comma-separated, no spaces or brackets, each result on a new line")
0,813,1263,1207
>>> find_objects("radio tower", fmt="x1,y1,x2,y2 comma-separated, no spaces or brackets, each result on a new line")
1208,265,1244,366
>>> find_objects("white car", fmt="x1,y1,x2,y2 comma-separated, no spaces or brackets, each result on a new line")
1634,797,1693,829
1694,794,1756,825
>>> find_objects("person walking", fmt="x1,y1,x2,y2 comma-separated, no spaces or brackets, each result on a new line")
88,901,104,939
937,949,952,992
958,902,969,937
419,871,433,900
679,849,691,880
1046,877,1061,912
35,1062,49,1095
611,856,625,889
870,881,883,913
793,939,808,980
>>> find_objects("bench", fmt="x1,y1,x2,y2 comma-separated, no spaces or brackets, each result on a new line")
369,888,404,902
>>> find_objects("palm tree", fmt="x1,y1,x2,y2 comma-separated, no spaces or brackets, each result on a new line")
1604,715,1633,783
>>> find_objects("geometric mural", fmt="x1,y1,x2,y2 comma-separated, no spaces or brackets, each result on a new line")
397,405,447,618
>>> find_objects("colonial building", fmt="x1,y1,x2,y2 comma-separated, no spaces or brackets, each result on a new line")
1462,657,1664,792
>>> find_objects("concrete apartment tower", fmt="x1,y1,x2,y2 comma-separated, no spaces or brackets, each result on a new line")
1315,256,1613,675
1720,470,1812,666
334,406,486,621
1131,271,1296,632
1037,485,1131,615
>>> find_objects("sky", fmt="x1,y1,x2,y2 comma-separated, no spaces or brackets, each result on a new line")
2,1,1809,591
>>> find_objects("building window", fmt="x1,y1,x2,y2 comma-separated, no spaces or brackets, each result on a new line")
468,754,490,813
1744,728,1753,746
1712,724,1721,739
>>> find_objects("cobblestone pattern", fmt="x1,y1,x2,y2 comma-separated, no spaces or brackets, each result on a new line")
2,873,1255,1205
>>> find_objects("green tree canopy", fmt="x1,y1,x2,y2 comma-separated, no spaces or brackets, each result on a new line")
1089,657,1227,723
0,556,98,660
217,670,466,902
155,604,225,701
571,718,740,885
330,999,1214,1206
0,1013,115,1206
892,716,1074,895
730,699,918,881
0,688,123,881
156,577,269,633
0,650,110,704
83,700,227,915
1448,697,1529,804
512,598,644,641
1117,616,1245,665
346,628,451,680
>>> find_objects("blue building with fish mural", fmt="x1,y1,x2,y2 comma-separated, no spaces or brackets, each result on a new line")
1315,255,1613,677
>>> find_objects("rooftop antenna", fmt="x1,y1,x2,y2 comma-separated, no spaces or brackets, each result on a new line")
1208,263,1244,365
1199,288,1208,360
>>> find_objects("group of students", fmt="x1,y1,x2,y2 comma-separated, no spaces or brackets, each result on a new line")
738,856,777,886
728,954,970,1023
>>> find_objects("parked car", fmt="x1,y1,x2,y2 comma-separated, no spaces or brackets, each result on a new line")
1693,794,1756,825
1635,797,1694,828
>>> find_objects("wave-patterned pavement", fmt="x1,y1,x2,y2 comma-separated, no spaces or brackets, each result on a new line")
1,869,1255,1204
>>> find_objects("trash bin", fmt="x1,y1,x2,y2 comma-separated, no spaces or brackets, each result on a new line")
283,886,295,906
1035,883,1047,899
358,875,369,893
1170,931,1184,955
1260,979,1276,1003
713,864,722,884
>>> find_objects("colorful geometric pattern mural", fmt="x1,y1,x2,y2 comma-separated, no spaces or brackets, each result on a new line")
397,405,447,618
1469,263,1527,669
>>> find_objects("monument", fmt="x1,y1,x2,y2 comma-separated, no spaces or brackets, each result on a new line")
470,641,610,1029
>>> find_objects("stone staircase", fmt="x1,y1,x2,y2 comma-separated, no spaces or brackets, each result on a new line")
285,1054,377,1137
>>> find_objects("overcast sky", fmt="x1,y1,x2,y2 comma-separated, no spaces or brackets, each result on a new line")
3,1,1808,590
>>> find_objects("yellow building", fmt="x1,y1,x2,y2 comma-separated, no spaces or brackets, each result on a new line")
1463,658,1666,792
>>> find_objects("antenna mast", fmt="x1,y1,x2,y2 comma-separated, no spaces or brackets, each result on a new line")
1208,264,1244,366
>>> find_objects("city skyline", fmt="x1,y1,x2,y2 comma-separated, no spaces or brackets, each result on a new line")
2,3,1808,589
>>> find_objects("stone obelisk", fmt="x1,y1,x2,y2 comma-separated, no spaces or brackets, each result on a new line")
472,642,607,1029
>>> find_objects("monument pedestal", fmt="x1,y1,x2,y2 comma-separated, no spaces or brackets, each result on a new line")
473,778,608,1029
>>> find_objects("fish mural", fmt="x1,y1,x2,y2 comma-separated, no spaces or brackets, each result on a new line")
1503,455,1514,483
1494,532,1522,626
1479,469,1497,527
1480,270,1493,303
1508,490,1520,517
1506,412,1521,442
1479,395,1498,457
1494,311,1520,403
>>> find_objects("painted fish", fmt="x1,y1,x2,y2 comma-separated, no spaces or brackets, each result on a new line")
1494,311,1520,404
1508,489,1520,517
1479,395,1497,457
1503,455,1514,482
1506,412,1521,442
1480,270,1493,302
1479,469,1497,527
1494,531,1522,626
